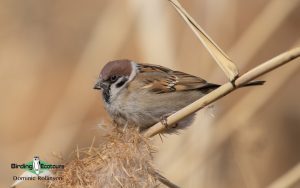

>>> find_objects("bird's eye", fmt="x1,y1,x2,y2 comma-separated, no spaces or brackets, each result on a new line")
110,75,118,82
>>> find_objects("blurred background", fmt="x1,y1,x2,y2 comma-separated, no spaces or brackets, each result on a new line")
1,0,300,187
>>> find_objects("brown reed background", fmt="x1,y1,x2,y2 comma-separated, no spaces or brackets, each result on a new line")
1,0,300,187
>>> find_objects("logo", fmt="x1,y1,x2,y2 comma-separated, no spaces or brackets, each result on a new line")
10,156,64,187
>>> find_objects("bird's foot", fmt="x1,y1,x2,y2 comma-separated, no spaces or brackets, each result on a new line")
160,114,170,129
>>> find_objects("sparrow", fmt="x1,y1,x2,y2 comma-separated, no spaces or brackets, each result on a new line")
94,59,264,132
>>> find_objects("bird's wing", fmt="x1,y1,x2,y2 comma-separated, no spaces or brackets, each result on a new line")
137,63,219,93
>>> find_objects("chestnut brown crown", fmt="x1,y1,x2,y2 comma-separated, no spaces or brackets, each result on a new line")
100,59,132,81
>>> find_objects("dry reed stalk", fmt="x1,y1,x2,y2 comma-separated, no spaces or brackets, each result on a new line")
144,47,300,138
168,0,239,81
145,1,299,184
267,163,300,188
165,55,300,185
212,44,300,151
143,0,300,138
171,40,300,184
160,1,238,176
171,0,300,183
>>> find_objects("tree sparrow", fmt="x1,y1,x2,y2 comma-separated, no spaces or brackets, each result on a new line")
94,60,264,132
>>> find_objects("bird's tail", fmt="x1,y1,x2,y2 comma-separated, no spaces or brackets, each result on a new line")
240,80,265,87
206,80,266,89
202,80,265,91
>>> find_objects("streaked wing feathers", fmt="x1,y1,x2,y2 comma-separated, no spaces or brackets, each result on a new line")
137,64,217,93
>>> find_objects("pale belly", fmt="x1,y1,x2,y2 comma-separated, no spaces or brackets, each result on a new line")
104,90,205,130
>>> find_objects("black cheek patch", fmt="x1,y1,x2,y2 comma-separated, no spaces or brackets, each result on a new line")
102,85,111,104
116,78,128,88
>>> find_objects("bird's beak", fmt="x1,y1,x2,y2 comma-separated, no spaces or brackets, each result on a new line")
94,80,102,90
93,80,108,90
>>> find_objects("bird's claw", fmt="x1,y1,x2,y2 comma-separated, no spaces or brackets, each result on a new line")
160,115,169,129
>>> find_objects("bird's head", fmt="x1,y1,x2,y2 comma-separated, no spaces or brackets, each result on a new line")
94,59,135,103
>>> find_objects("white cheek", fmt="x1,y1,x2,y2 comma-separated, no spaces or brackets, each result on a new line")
110,77,128,100
110,84,120,99
109,61,135,98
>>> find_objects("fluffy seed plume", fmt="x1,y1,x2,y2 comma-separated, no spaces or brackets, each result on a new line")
44,125,178,188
